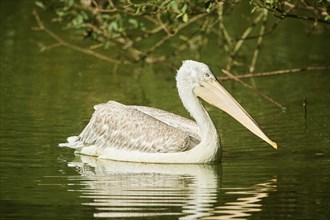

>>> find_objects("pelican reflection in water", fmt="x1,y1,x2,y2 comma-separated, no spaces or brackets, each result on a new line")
60,60,277,163
68,156,277,219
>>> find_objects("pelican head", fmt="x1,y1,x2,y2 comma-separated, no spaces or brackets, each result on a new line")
176,60,277,149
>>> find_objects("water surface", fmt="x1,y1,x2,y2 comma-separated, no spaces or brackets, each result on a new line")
1,1,329,219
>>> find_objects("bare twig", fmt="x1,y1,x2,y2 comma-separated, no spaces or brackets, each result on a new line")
38,42,62,52
253,0,329,24
274,7,330,24
156,14,173,36
145,13,207,56
226,12,264,72
221,69,286,110
219,66,330,81
217,2,232,52
32,10,128,64
249,10,268,73
195,17,215,60
236,2,296,42
169,34,202,58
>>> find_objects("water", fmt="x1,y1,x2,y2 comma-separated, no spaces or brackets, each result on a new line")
1,1,329,219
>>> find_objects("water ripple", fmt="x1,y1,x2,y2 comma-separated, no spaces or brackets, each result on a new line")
66,156,277,219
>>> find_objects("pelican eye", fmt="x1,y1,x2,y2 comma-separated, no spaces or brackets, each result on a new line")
205,73,210,78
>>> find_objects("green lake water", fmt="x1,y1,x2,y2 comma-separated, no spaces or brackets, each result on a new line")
1,1,330,219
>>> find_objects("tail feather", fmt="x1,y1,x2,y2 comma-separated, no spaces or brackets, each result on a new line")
59,136,83,149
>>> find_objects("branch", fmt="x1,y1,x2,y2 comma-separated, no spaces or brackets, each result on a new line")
144,13,208,56
217,2,232,52
226,12,264,71
274,8,330,24
238,3,296,42
221,69,286,110
249,10,268,73
219,66,330,81
37,42,62,52
32,10,129,64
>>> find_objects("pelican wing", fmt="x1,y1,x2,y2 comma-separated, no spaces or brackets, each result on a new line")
130,105,200,141
72,101,194,153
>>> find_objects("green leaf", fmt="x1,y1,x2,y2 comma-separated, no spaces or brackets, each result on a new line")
128,18,139,28
67,0,74,7
167,1,177,10
35,1,46,10
181,3,187,13
56,10,64,17
168,0,180,14
135,6,141,15
325,15,330,21
205,1,214,13
72,15,83,27
102,14,111,20
104,41,110,49
80,11,89,20
77,14,83,23
111,33,121,39
108,22,118,32
183,13,188,22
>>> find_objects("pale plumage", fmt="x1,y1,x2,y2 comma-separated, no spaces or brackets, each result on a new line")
78,101,200,153
60,60,277,163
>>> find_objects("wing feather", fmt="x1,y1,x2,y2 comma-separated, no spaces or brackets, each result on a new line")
130,105,200,140
77,101,191,153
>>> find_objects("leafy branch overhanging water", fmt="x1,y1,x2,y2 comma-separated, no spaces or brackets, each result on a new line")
33,0,330,109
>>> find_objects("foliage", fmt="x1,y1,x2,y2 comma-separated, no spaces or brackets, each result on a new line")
34,0,329,66
35,0,235,63
32,0,330,110
251,0,330,22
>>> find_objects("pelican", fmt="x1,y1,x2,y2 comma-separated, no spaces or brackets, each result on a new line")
60,60,277,163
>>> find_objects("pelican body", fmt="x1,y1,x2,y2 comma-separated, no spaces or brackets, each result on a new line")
60,60,277,163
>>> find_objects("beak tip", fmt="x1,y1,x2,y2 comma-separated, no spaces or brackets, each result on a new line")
271,141,278,150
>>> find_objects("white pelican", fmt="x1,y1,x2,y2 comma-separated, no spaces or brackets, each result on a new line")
60,60,277,163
